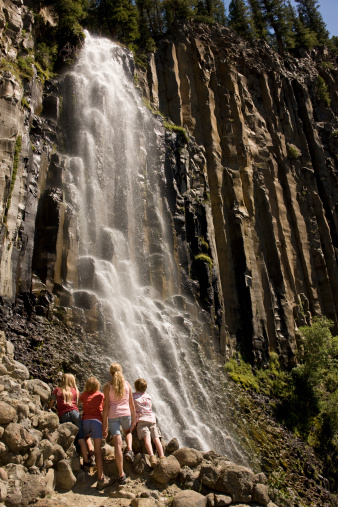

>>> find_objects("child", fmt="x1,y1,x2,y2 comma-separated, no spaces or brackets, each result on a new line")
102,363,136,484
79,376,113,490
132,378,164,466
49,373,90,468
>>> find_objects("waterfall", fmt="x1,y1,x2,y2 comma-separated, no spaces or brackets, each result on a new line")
60,32,248,465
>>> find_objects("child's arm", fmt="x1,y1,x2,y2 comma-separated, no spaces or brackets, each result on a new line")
102,384,110,438
128,385,136,429
48,389,57,410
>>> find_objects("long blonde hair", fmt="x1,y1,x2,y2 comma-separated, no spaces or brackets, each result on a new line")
60,373,78,405
109,363,125,399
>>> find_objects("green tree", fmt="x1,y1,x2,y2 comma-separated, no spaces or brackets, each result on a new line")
295,0,329,45
228,0,252,40
161,0,195,31
259,0,295,53
96,0,139,43
195,0,227,24
247,0,269,41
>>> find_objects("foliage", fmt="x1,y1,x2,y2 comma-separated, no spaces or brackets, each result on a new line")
193,253,214,269
295,0,329,45
225,316,338,488
163,121,189,143
228,0,252,40
316,75,331,107
287,143,301,159
332,130,338,138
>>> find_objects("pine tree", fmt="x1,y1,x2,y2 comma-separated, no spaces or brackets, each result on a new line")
295,0,329,44
96,0,139,43
161,0,195,31
287,1,318,52
247,0,269,41
228,0,252,40
259,0,294,54
195,0,227,25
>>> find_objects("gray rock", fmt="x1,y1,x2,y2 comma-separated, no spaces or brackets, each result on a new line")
3,423,38,454
0,401,16,424
45,468,55,494
0,480,7,503
55,422,78,449
199,463,220,489
55,459,76,490
214,494,232,506
37,412,59,431
151,455,181,484
166,438,179,454
22,379,51,404
51,444,67,463
173,490,207,507
173,447,203,467
215,463,255,503
39,439,53,461
253,483,270,505
21,474,46,506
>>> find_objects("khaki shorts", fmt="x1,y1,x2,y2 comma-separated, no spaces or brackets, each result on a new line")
137,420,161,440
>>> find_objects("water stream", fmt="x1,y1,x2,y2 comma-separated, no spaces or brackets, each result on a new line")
61,32,248,465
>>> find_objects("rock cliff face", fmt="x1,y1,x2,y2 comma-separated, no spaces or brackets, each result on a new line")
1,2,338,370
137,23,338,365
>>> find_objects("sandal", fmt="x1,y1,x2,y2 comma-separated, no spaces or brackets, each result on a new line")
125,449,134,462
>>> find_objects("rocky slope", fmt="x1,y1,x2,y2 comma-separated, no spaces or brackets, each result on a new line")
0,330,336,507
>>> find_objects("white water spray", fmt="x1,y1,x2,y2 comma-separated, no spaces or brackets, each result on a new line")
62,32,247,464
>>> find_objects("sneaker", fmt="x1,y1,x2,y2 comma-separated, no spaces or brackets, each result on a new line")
125,449,134,462
118,473,127,485
82,461,91,472
96,475,114,490
149,455,157,467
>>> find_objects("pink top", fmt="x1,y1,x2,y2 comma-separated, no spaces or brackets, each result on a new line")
133,391,156,424
52,387,79,417
107,381,131,418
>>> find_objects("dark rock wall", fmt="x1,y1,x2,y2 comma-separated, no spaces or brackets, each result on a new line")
137,22,338,366
1,2,338,369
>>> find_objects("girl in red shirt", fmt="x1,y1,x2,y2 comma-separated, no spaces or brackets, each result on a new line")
49,373,90,468
80,377,112,490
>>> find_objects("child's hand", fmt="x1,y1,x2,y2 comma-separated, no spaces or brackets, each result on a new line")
102,427,108,439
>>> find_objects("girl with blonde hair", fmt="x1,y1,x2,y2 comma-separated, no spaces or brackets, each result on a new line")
102,363,136,484
49,373,90,468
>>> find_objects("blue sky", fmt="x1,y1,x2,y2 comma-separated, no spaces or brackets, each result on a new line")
223,0,338,37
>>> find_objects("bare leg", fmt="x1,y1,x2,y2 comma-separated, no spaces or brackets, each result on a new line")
124,430,133,451
143,434,154,455
113,434,124,476
93,438,103,480
78,438,89,462
86,436,94,455
153,437,164,457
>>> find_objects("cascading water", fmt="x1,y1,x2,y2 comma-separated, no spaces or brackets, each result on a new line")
61,32,249,465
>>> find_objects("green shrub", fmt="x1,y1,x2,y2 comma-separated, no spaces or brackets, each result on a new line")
193,253,214,270
316,76,331,107
287,143,301,159
332,130,338,138
321,61,334,70
163,121,189,143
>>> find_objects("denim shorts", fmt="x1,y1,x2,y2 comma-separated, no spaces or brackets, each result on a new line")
108,416,132,436
83,419,103,439
59,410,85,439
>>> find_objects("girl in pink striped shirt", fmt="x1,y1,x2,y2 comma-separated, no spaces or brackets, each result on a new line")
102,363,136,484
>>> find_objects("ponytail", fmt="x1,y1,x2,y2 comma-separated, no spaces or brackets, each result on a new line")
109,363,125,399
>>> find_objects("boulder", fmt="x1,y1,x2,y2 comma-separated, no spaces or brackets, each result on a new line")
253,483,270,505
55,459,76,490
151,455,180,484
173,447,203,467
173,490,207,506
21,474,47,506
11,361,30,380
166,438,179,454
45,469,56,494
37,412,59,431
22,380,51,404
0,480,7,503
0,401,16,424
39,439,53,461
214,494,232,506
199,463,220,489
25,447,41,468
3,423,38,454
215,464,256,503
55,422,78,448
51,444,67,463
